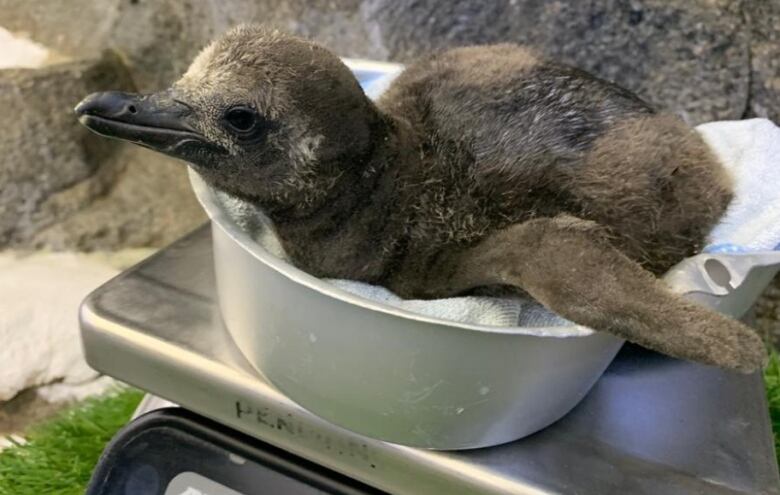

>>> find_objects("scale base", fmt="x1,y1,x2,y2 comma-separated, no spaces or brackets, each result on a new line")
81,225,780,494
87,407,381,494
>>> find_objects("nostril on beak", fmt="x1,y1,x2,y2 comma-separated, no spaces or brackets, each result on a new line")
74,91,142,119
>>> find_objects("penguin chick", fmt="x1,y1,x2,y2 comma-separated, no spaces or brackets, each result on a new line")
75,25,766,373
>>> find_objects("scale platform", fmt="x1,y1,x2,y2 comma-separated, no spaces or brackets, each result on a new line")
80,225,780,494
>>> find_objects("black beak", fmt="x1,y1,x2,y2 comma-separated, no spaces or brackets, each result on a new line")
75,91,207,155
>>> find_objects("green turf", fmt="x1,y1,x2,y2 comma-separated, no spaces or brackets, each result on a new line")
0,387,143,495
765,350,780,455
1,365,779,494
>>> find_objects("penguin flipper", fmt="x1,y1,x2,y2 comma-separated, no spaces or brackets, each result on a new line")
432,215,766,373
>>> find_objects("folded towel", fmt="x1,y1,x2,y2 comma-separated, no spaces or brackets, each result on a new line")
698,119,780,254
217,67,780,335
329,279,524,327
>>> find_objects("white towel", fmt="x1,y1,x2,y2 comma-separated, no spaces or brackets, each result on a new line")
328,279,525,327
698,119,780,254
328,278,584,335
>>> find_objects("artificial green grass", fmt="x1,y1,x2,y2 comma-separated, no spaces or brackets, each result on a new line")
1,365,779,494
765,350,780,455
0,387,143,495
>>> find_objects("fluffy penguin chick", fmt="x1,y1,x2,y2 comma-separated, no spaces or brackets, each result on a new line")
75,25,766,373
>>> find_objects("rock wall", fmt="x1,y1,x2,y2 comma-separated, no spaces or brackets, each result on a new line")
0,53,131,247
747,0,780,121
1,0,775,121
0,37,206,250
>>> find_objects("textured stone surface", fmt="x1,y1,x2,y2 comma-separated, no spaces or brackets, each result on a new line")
746,0,780,123
0,53,132,247
257,0,748,124
0,0,760,124
0,377,117,439
0,388,64,439
364,0,750,124
0,0,381,92
0,0,225,92
28,145,206,250
0,50,206,250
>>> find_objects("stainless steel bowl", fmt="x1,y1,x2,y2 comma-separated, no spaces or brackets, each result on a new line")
188,60,780,450
190,180,623,449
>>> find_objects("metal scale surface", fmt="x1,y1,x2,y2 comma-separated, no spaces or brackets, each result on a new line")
80,225,780,495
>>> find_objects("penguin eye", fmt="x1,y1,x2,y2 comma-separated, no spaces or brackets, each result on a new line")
223,106,258,133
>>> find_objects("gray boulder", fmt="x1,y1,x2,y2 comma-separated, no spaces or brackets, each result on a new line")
0,51,206,250
0,52,131,247
746,0,780,122
363,0,750,124
29,145,206,251
0,0,760,124
0,0,382,92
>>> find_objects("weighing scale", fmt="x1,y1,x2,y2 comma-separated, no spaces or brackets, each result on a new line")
80,225,780,494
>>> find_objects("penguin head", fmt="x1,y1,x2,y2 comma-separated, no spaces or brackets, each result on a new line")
75,24,379,210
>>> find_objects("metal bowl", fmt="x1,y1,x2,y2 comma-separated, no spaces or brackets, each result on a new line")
190,100,623,450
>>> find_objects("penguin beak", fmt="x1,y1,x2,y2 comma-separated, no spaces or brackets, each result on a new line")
75,91,209,156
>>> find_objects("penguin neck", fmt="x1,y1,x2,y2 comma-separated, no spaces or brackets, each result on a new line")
266,112,418,281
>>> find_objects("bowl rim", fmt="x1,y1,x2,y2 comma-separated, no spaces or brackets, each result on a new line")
189,170,597,339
